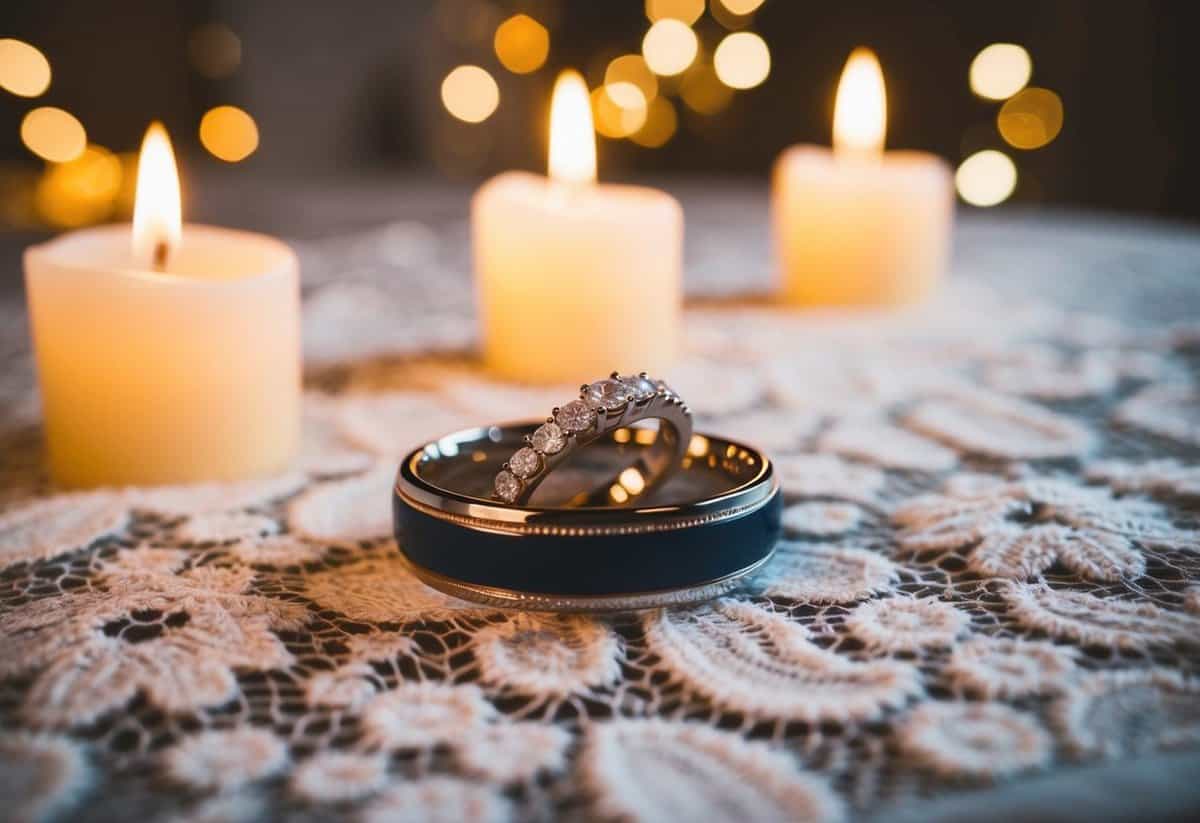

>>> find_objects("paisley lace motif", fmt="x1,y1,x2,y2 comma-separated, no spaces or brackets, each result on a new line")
981,345,1118,399
780,502,864,536
944,637,1077,698
290,752,388,803
1086,459,1200,500
359,778,512,823
287,464,396,541
0,733,91,823
294,392,376,476
893,478,1175,581
903,390,1093,460
1053,669,1200,759
301,552,474,623
472,613,622,699
1,563,307,727
336,391,475,456
846,597,969,652
129,472,306,517
1001,582,1200,649
818,419,957,472
163,728,287,792
1115,384,1200,446
176,512,279,546
581,719,846,823
643,600,921,722
773,454,886,504
896,702,1052,779
0,492,128,570
756,543,897,603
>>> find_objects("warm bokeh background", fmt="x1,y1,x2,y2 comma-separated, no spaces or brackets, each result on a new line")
1,0,1198,234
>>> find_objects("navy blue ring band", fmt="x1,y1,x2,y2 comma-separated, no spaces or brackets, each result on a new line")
392,424,781,607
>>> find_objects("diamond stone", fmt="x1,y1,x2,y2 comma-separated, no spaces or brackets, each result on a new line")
494,470,521,502
621,374,658,401
555,400,596,433
531,422,566,454
584,378,632,410
509,447,541,479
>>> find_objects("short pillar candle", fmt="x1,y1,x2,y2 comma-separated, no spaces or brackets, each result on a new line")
773,48,954,305
473,71,683,384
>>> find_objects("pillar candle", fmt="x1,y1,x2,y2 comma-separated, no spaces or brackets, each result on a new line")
473,71,683,384
24,124,300,487
773,48,954,305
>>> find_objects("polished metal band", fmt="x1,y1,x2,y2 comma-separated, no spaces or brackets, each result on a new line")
395,424,781,612
491,373,692,507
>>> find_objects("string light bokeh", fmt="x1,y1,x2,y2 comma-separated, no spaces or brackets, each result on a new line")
0,2,1120,230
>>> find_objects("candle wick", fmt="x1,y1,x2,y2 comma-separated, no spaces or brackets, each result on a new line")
152,241,170,273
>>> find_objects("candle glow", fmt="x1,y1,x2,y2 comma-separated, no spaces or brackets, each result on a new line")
833,48,887,156
548,70,597,184
132,122,182,268
772,47,953,305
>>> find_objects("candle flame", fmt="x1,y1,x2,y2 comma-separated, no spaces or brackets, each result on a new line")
548,70,596,184
132,121,182,268
833,47,886,156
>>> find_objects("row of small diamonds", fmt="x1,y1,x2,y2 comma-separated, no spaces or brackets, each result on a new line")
493,372,667,503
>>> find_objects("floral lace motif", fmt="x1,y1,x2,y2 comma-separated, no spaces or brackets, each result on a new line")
581,719,846,823
643,600,921,722
893,477,1180,581
3,214,1200,820
755,543,897,603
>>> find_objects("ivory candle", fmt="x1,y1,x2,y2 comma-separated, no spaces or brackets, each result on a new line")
473,71,683,384
24,123,300,487
773,48,953,305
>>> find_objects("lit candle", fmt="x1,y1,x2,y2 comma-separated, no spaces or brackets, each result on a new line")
473,71,683,384
24,123,300,487
773,48,953,305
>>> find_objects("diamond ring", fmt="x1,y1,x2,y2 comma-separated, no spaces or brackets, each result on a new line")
493,373,693,506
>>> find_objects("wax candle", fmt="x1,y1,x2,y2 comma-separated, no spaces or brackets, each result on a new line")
773,48,953,305
24,123,300,487
473,71,683,384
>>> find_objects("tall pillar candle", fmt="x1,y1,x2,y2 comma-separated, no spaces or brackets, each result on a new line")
24,124,300,487
473,70,683,384
773,48,954,305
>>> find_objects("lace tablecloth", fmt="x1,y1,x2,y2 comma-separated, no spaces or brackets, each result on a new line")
2,197,1199,823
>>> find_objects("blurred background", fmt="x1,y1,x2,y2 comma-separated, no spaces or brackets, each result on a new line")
1,0,1198,237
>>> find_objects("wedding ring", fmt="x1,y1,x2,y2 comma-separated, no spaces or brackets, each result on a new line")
394,424,780,611
492,373,692,507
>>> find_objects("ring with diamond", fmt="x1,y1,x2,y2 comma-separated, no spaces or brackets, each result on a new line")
394,423,781,610
492,373,692,507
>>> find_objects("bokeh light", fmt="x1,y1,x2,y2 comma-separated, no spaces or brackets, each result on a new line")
34,144,122,228
187,23,242,80
199,105,260,162
645,0,704,25
998,87,1063,150
956,150,1017,207
715,0,766,14
21,107,86,163
0,38,51,97
713,31,770,89
631,97,678,147
441,65,500,123
682,60,734,114
642,19,698,77
605,54,658,104
493,14,549,74
591,85,648,139
969,43,1031,101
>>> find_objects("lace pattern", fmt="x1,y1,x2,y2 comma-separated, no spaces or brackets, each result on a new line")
1,209,1199,821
